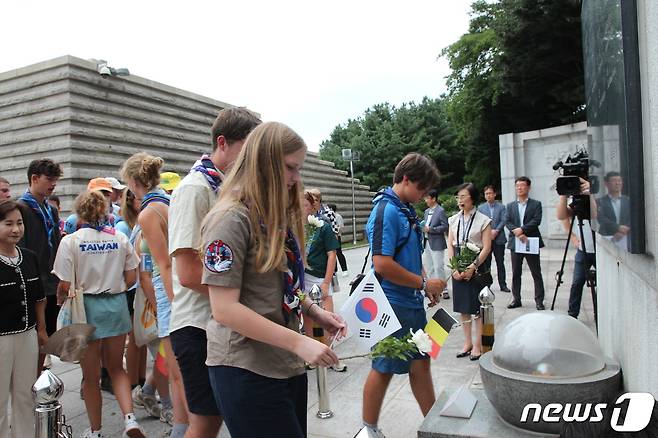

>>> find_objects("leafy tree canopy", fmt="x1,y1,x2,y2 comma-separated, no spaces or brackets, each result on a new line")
319,97,464,193
441,0,585,189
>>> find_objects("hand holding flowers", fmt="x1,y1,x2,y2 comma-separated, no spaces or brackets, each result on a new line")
339,329,433,361
448,240,481,281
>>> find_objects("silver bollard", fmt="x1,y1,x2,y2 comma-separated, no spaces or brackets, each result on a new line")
309,284,334,419
479,286,496,353
33,370,72,438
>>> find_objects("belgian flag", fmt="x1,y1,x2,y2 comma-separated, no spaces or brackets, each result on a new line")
424,308,459,359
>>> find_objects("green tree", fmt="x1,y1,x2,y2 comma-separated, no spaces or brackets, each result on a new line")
442,0,585,189
319,98,463,193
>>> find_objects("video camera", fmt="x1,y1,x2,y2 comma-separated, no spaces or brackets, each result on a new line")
553,149,599,196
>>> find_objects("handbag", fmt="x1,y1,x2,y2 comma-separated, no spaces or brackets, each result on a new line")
56,235,87,329
133,286,158,347
471,269,494,290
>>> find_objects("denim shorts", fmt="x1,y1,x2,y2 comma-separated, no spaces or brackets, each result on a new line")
153,275,171,338
83,293,132,341
372,304,429,375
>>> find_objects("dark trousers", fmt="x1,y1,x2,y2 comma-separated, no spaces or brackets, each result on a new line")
208,365,308,438
336,240,348,272
482,243,507,288
510,250,545,304
568,250,596,318
45,294,60,336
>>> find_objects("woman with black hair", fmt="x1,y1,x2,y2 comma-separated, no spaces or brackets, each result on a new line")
0,200,47,438
447,183,492,361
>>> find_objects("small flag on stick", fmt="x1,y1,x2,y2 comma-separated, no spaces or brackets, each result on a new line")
424,308,459,359
339,270,401,349
155,341,168,377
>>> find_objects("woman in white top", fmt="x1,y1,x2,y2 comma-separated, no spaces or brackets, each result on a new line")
447,183,492,361
53,190,142,438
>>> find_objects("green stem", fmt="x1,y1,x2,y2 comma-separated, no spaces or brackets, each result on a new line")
338,353,371,361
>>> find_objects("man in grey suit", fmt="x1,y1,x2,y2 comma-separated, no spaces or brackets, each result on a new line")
596,171,631,251
422,189,450,299
505,176,546,310
478,185,511,292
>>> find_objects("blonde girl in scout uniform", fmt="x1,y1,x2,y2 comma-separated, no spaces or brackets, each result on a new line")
201,122,347,438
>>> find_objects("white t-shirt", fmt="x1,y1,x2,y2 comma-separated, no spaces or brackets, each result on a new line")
52,227,139,294
168,171,218,333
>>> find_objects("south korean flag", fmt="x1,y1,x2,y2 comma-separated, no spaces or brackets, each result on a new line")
339,270,401,349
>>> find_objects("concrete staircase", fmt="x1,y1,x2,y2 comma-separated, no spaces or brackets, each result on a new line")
0,55,374,240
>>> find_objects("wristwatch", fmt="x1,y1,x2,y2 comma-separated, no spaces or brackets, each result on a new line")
421,276,427,291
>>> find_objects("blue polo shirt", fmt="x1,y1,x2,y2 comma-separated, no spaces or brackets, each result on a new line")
366,188,424,309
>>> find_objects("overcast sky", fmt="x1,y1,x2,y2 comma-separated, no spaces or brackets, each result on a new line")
1,1,472,151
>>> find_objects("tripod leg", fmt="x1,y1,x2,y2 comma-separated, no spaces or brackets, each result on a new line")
551,217,575,311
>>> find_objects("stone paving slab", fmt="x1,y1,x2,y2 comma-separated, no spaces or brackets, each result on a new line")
47,245,592,438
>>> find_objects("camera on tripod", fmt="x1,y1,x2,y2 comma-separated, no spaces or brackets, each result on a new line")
553,148,599,196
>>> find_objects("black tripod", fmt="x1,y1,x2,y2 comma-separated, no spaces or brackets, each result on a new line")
550,197,598,329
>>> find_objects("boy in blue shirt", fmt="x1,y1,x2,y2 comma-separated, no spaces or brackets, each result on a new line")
363,153,446,437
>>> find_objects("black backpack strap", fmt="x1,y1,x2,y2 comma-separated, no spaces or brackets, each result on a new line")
359,247,371,274
362,204,415,274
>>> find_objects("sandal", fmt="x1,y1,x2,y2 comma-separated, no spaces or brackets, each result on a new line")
456,349,472,358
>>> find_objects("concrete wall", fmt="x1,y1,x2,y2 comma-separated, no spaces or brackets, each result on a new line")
498,122,588,245
0,56,374,241
596,0,658,396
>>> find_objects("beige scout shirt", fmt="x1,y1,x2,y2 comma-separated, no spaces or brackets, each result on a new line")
169,171,217,333
448,210,492,250
202,204,305,379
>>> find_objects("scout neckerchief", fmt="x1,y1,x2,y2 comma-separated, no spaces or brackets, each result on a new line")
190,155,223,194
140,188,170,210
80,223,116,235
282,228,305,323
19,190,56,248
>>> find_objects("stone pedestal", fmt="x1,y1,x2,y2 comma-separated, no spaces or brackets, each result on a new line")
418,388,557,438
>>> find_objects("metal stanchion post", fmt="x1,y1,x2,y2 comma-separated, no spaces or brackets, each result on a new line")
33,369,72,438
308,284,334,419
479,286,495,353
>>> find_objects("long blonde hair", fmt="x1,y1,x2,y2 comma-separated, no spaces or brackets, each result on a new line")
202,122,306,273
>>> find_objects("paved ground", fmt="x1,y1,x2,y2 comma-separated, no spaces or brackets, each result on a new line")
49,244,595,438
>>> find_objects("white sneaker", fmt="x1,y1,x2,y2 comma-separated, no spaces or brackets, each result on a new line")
123,419,145,438
330,361,348,372
160,406,173,425
43,354,52,370
132,385,161,418
81,428,103,438
360,426,386,438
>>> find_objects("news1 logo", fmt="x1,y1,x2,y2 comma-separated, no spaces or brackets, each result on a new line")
520,393,655,432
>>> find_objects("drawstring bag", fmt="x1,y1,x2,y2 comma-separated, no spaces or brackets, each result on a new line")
133,286,158,347
56,235,86,328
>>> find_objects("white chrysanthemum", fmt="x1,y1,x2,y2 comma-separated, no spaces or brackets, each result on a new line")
308,215,324,227
408,329,433,355
466,242,481,253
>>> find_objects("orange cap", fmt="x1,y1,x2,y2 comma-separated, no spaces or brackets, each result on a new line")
87,178,113,193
